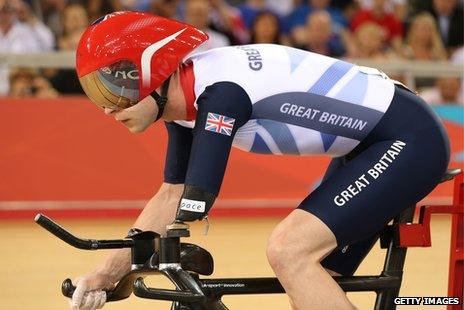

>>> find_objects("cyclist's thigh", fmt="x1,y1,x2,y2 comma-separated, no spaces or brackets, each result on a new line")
321,233,379,276
320,156,386,275
298,135,447,248
319,157,381,275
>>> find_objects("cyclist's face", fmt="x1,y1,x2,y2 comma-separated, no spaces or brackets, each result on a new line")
105,95,158,133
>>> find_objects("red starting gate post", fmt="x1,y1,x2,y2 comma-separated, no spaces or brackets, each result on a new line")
447,171,463,310
398,170,463,309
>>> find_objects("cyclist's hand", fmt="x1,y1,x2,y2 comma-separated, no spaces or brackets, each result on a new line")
70,271,115,310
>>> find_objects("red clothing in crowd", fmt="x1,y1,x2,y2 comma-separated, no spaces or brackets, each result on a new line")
351,10,403,43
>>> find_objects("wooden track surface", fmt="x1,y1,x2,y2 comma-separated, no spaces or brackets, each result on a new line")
0,216,451,310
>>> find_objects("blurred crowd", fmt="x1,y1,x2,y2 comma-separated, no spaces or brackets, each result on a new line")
0,0,463,104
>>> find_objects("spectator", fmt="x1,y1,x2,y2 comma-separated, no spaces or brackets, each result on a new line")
15,0,55,50
39,0,66,38
298,10,346,57
409,0,430,13
359,0,408,21
58,3,88,49
150,0,180,19
451,46,464,63
234,0,289,44
451,46,464,101
9,68,58,98
353,22,396,59
117,0,152,12
249,11,281,44
49,3,89,94
330,0,360,22
287,0,352,52
429,0,464,52
287,0,348,32
189,0,254,45
0,0,54,95
336,0,360,23
265,0,294,17
85,0,124,23
402,12,447,61
420,76,463,105
185,0,230,53
351,0,403,52
237,0,267,29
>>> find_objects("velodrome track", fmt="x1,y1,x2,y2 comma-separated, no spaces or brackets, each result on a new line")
0,216,452,310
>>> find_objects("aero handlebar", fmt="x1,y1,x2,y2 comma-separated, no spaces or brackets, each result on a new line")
35,214,149,301
35,213,210,305
34,214,134,250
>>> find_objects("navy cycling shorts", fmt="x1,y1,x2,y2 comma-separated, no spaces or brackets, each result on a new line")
297,86,450,275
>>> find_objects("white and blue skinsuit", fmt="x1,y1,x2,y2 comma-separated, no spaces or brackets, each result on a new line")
164,44,450,275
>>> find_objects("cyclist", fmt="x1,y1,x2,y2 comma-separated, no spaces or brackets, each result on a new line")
70,12,450,310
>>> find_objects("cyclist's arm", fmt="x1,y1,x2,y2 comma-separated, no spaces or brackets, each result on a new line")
87,183,183,282
92,82,252,280
92,121,194,282
175,82,252,221
131,120,196,232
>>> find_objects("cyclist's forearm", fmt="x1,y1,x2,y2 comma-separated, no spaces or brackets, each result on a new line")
96,248,132,283
97,182,184,281
133,182,184,234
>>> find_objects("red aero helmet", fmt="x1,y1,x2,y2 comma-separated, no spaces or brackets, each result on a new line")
76,11,208,109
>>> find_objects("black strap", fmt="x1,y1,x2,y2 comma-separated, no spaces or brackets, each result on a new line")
150,77,170,122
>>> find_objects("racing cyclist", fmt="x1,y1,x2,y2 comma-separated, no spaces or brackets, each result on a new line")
69,12,450,310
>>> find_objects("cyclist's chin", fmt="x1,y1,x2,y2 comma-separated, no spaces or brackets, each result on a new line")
127,124,148,134
119,120,148,134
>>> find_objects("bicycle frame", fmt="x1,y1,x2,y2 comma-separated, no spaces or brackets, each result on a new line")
35,210,410,310
35,168,462,310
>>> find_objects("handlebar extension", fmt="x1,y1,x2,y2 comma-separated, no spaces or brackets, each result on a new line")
34,213,134,250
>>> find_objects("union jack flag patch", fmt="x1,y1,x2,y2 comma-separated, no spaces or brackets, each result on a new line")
205,112,235,136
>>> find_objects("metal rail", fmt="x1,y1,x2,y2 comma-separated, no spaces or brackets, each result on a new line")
1,52,462,89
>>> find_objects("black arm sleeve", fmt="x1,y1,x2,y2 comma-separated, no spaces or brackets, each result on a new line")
163,121,193,184
176,82,252,221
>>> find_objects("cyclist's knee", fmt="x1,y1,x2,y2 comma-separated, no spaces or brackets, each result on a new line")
266,210,337,272
266,225,294,271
